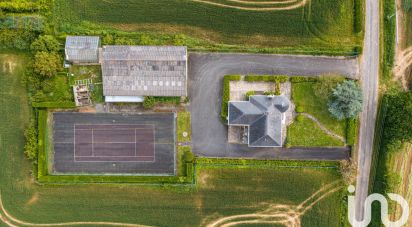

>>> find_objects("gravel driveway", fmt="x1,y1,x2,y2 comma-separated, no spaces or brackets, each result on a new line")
188,53,358,160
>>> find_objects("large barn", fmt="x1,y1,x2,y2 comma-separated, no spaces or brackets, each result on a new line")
65,36,100,64
101,45,187,103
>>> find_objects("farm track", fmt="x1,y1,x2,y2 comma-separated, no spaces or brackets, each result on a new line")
0,191,151,227
206,180,343,227
191,0,308,11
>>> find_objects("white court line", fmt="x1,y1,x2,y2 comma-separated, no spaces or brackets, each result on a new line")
91,129,94,157
72,124,158,163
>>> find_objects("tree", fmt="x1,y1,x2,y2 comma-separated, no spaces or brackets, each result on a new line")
33,51,62,78
328,80,363,120
30,35,60,53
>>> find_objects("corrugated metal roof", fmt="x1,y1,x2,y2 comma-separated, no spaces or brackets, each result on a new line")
101,45,187,97
65,36,100,63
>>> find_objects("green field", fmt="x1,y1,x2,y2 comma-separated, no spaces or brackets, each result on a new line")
53,0,362,54
0,53,345,226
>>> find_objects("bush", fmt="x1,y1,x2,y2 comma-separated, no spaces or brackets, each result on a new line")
184,150,195,163
32,101,76,108
296,114,304,122
143,96,155,109
245,91,255,99
295,106,304,113
263,91,276,95
24,120,38,161
221,75,241,121
353,0,363,33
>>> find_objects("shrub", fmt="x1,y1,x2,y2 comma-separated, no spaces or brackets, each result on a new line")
143,96,155,109
24,120,38,161
245,91,255,99
296,114,304,122
263,91,276,95
295,106,304,113
184,150,194,163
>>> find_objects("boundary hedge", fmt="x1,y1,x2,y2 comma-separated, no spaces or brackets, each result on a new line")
244,75,289,83
220,75,241,121
32,101,76,108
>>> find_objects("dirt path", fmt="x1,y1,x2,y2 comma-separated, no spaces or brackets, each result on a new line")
0,191,151,227
206,180,343,227
190,0,308,11
301,113,346,143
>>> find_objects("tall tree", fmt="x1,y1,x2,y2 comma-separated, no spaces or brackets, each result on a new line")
328,80,363,120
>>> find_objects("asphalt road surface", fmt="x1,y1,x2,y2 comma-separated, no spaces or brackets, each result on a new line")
354,0,380,222
188,53,358,160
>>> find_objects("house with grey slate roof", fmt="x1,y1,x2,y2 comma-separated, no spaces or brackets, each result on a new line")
228,95,290,147
65,36,100,64
101,45,187,103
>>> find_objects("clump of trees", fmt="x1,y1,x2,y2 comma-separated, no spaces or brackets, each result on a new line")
382,92,412,153
328,80,363,120
33,51,62,78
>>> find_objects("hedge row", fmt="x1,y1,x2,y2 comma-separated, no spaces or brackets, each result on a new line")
0,1,48,13
32,101,76,108
37,109,48,178
346,118,359,146
383,0,396,79
195,158,339,168
244,75,289,83
221,75,241,121
353,0,364,34
290,76,319,83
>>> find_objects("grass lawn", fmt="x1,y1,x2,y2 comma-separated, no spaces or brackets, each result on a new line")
287,115,345,147
292,81,347,137
177,111,191,143
53,0,362,54
41,74,73,102
0,53,345,226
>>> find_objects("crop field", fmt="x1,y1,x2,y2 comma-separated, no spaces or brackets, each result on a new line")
0,54,345,226
53,0,362,54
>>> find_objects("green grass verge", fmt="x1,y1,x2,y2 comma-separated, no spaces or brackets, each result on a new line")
177,111,191,143
52,0,362,55
291,81,347,136
287,115,345,147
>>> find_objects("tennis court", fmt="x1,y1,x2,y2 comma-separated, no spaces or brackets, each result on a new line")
52,112,176,175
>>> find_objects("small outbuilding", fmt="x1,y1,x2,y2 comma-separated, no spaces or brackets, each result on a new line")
65,36,100,64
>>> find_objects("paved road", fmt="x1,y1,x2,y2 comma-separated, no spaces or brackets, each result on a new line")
354,0,380,222
188,53,358,160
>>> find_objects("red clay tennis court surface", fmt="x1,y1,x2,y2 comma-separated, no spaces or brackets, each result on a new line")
74,124,155,162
